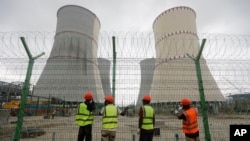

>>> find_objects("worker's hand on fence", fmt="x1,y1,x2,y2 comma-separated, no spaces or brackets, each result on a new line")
137,128,140,135
174,110,179,114
178,107,183,111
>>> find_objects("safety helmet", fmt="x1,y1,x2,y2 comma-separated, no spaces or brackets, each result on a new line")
84,92,93,100
181,98,191,106
142,94,151,102
105,95,114,103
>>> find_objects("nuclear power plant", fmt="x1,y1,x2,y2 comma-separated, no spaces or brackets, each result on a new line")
32,5,224,105
148,6,225,103
33,5,106,102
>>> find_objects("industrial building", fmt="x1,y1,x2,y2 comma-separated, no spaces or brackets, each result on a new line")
98,58,112,96
0,81,23,106
136,58,155,106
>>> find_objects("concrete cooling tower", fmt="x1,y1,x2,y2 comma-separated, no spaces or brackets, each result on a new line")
136,58,155,106
33,5,105,102
150,6,225,103
98,58,111,96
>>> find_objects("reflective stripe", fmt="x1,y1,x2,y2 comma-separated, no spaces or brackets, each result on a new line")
141,105,154,130
75,103,93,126
102,104,118,129
182,108,199,134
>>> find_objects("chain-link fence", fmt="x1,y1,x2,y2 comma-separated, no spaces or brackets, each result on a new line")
0,32,250,141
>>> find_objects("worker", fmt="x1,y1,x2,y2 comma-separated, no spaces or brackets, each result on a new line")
175,98,200,141
99,95,128,141
75,92,96,141
138,94,155,141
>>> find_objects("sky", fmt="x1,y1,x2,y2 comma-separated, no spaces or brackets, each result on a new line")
0,0,250,105
0,0,250,34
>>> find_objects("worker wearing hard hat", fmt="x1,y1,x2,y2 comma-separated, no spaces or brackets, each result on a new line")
138,94,155,141
99,95,128,141
75,92,96,141
175,98,200,141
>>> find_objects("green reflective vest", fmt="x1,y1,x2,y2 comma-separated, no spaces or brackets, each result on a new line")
75,103,94,126
102,104,118,129
141,105,154,130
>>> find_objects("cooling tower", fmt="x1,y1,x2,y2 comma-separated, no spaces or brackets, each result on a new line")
33,5,105,102
98,58,111,96
136,58,155,106
150,6,225,103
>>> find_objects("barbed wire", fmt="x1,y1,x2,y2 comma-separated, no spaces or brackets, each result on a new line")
1,32,249,59
0,32,250,99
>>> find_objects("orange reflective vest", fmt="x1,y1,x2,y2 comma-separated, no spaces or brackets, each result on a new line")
182,108,199,134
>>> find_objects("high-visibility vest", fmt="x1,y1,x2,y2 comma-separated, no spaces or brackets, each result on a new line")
141,105,154,130
182,107,199,134
75,103,94,126
102,104,118,129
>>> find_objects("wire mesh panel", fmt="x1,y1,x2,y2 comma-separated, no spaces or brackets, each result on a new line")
0,32,250,141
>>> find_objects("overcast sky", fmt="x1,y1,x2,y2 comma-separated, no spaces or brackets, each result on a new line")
0,0,250,34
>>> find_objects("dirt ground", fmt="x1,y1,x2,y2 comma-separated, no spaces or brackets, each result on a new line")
1,114,250,141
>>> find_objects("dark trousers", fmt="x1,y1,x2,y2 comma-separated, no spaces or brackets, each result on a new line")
77,124,92,141
139,132,154,141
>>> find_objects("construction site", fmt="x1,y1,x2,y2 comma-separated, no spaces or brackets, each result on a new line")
1,4,250,141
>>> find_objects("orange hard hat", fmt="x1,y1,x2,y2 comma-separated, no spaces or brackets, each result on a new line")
181,98,191,106
105,95,114,103
84,92,93,100
142,94,151,102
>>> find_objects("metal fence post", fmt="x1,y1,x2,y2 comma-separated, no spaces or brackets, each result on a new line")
187,39,211,141
13,37,45,141
112,36,117,104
